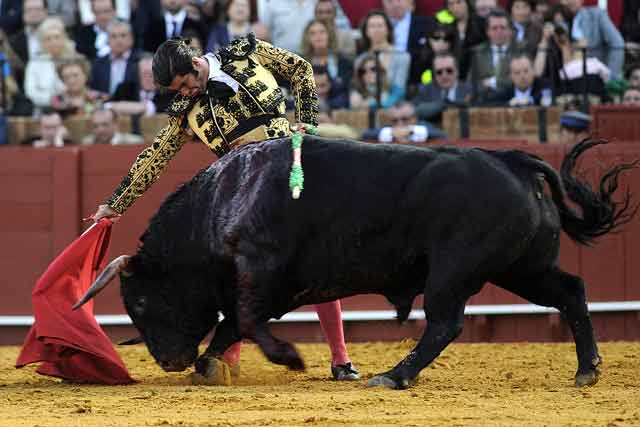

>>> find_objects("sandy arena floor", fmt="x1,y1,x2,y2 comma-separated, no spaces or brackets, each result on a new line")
1,341,639,426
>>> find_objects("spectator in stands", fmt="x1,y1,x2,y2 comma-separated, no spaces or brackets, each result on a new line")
82,107,143,145
0,0,22,35
23,110,73,147
413,52,471,121
205,0,255,53
508,0,542,55
109,53,173,115
445,0,486,80
622,86,640,106
314,64,349,113
0,28,25,89
143,0,206,53
381,0,433,88
626,63,640,88
0,72,33,116
52,55,106,116
301,19,353,94
413,23,459,90
350,53,404,109
564,0,625,80
25,16,77,109
314,0,356,56
90,19,140,96
357,10,411,94
559,110,590,145
182,27,205,52
257,0,316,53
475,0,497,18
8,0,47,89
531,0,549,25
470,9,525,101
74,0,116,59
362,101,447,143
486,54,551,106
620,0,640,47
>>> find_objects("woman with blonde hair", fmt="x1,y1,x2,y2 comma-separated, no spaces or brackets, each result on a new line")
24,16,78,109
300,19,353,93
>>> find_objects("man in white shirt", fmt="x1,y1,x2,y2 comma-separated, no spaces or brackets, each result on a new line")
82,108,144,145
74,0,116,59
89,19,139,96
378,102,429,144
257,0,316,53
382,0,433,87
8,0,47,88
142,0,205,52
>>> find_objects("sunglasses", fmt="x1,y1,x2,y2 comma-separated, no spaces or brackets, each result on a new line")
391,115,414,124
430,35,448,42
435,67,455,76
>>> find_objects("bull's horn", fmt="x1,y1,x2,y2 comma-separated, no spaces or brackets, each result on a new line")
118,336,143,345
72,255,131,310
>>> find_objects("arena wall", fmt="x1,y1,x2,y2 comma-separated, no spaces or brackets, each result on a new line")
1,142,639,345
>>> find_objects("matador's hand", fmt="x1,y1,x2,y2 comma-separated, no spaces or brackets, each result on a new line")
90,204,121,223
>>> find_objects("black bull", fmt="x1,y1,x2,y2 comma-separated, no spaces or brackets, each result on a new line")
75,137,635,389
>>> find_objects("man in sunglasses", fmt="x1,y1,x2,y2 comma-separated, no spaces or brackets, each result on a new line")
412,52,471,121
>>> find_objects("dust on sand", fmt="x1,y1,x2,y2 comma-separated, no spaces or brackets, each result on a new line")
1,341,639,426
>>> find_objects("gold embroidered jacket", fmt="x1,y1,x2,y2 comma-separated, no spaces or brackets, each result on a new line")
106,35,319,214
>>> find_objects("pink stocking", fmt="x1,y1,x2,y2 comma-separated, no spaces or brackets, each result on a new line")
315,300,350,366
222,341,242,367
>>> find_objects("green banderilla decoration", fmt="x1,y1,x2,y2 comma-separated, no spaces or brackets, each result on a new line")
289,124,318,199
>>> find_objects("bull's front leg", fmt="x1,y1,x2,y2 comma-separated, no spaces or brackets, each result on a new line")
235,256,305,371
192,317,242,385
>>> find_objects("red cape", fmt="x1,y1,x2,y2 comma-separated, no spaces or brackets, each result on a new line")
15,219,135,385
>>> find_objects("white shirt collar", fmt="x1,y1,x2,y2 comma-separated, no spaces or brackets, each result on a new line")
514,86,532,99
204,53,239,92
111,49,131,61
164,9,187,37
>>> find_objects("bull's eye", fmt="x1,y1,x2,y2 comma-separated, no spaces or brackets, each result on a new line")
134,297,147,315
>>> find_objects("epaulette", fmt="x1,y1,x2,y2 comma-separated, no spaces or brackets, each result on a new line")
166,93,200,117
218,33,257,66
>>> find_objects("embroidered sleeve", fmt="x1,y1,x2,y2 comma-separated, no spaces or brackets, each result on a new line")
107,116,187,214
253,39,319,126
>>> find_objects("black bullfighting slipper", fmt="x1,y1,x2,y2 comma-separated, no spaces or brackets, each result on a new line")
331,362,360,381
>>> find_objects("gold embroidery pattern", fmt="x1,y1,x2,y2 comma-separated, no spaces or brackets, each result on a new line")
167,93,197,117
107,116,186,213
253,40,319,125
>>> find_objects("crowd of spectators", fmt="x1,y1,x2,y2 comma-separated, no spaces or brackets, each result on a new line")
0,0,639,146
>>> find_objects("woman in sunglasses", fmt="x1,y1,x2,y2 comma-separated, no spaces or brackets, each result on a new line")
350,53,403,110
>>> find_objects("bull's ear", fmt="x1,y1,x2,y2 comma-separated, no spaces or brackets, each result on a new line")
72,255,131,310
118,336,143,345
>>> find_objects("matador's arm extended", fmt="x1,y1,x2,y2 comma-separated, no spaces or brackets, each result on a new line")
106,115,187,214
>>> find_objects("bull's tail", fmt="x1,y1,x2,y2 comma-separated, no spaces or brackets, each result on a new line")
539,139,637,245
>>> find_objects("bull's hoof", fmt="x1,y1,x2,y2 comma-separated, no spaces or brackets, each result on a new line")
575,369,600,387
191,356,232,386
288,356,305,371
366,374,412,390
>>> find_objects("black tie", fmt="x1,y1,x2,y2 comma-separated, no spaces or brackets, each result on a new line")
171,20,179,38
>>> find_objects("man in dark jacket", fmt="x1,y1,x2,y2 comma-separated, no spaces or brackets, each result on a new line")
485,54,551,106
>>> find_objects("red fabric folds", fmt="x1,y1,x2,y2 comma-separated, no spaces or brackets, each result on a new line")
15,219,135,385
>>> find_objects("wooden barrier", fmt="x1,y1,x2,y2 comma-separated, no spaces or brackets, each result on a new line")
592,105,640,143
1,141,639,344
442,107,561,142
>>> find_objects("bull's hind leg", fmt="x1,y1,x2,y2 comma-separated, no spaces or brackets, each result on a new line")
234,256,305,371
368,275,483,390
493,267,601,387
